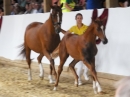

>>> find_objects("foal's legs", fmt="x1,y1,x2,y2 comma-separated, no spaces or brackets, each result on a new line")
48,62,55,83
69,59,79,86
43,49,56,83
53,47,69,90
25,45,32,81
83,59,102,94
37,54,44,80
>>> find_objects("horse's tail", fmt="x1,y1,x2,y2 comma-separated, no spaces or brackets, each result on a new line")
18,43,26,59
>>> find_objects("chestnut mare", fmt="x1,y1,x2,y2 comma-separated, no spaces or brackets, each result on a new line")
53,9,108,94
19,4,63,83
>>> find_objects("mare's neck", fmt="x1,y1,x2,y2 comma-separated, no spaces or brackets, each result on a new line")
45,14,55,33
45,14,53,25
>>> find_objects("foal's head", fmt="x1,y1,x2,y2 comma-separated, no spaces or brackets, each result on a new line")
91,9,108,44
50,3,63,34
92,18,108,44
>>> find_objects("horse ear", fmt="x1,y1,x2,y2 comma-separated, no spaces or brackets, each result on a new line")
60,3,63,8
92,9,98,20
99,9,108,29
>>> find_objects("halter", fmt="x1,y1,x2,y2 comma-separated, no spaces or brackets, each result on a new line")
51,14,61,27
50,13,62,34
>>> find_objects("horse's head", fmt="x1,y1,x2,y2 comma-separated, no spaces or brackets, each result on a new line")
50,3,63,34
92,9,108,44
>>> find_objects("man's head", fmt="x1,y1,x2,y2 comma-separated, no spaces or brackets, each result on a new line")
75,13,83,24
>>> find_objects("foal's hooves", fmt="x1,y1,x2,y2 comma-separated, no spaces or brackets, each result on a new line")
28,78,32,81
98,91,106,94
28,80,32,82
49,80,56,84
39,76,44,80
74,83,78,87
53,87,57,91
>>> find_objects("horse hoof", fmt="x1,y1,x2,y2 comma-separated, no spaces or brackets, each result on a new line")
84,77,89,81
39,76,44,80
53,87,57,91
74,83,78,87
28,78,32,81
49,80,55,84
74,81,82,86
98,91,106,94
94,91,97,94
78,82,83,86
75,84,78,87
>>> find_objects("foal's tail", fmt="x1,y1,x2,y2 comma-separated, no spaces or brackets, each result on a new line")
18,43,26,59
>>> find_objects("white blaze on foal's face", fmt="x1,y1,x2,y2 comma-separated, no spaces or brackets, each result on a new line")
101,25,104,33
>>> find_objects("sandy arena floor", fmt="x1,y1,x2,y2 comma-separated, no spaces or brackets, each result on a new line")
0,59,116,97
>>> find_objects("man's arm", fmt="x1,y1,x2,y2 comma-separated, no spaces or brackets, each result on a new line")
61,29,67,34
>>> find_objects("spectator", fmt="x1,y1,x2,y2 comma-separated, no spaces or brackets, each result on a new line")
24,3,32,14
14,5,25,14
115,76,130,97
0,7,4,16
72,0,85,11
58,0,76,12
118,0,129,7
9,0,44,14
86,0,102,9
19,0,26,8
79,0,86,9
36,2,44,13
0,0,3,7
11,0,18,5
37,0,43,4
0,7,3,30
10,4,15,15
101,0,106,8
26,0,32,3
31,2,38,13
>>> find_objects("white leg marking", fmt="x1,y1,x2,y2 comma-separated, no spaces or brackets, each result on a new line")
76,61,83,85
83,66,89,81
39,63,44,78
74,79,82,86
48,75,55,84
93,81,97,94
96,81,102,92
28,69,32,81
53,87,57,91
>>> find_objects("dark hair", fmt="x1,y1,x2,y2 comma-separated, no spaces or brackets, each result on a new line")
75,13,83,19
26,2,30,6
0,7,4,12
13,0,18,3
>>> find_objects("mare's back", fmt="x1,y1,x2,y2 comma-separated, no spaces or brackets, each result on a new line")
26,22,44,34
